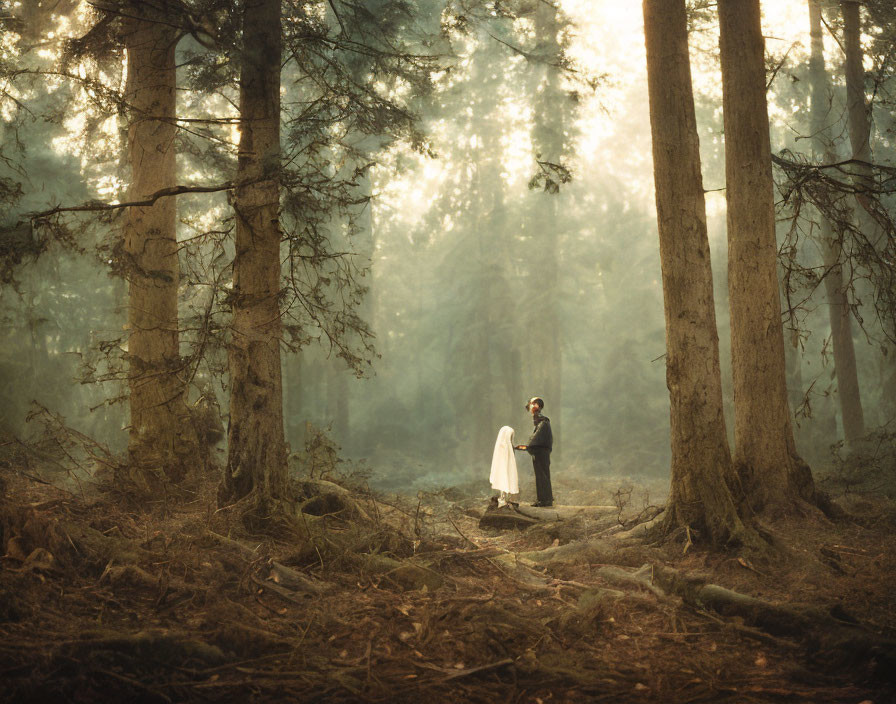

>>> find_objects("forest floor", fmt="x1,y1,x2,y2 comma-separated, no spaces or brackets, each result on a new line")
0,453,894,703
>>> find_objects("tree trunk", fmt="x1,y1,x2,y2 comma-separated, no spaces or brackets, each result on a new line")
642,0,756,547
327,356,349,442
122,4,197,490
809,1,865,445
283,354,303,452
842,1,872,172
485,169,522,454
718,0,816,512
529,1,564,459
842,0,896,425
472,170,495,474
220,0,289,510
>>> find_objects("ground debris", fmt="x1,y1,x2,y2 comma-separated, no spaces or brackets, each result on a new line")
0,467,893,702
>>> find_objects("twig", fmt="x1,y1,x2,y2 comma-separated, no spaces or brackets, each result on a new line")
366,482,381,528
766,41,799,90
441,590,497,604
57,656,172,703
820,13,846,55
445,512,478,549
250,574,313,606
443,658,514,681
94,667,173,703
326,0,347,36
698,608,799,649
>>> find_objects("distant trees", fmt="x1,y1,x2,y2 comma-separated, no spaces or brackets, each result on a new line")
410,14,547,473
527,1,569,455
842,1,873,187
840,0,896,420
438,79,521,472
807,0,865,446
773,0,896,444
6,0,895,524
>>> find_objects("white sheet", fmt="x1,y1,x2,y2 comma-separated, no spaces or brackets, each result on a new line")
489,425,519,495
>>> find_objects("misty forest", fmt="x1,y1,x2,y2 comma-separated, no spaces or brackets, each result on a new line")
1,0,895,701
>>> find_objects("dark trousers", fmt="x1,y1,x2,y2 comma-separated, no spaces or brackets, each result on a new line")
530,449,553,504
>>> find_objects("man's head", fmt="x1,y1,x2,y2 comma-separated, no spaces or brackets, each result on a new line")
526,397,544,414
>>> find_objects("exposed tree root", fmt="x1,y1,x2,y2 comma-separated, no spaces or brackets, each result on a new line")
651,564,896,680
203,530,326,594
612,511,665,541
55,629,227,666
2,503,147,572
357,552,445,591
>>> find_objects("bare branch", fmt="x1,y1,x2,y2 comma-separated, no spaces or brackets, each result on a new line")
28,181,247,221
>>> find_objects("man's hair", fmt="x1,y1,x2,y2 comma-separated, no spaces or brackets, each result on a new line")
527,397,544,411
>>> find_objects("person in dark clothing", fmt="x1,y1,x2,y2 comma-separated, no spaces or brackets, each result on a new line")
514,397,554,507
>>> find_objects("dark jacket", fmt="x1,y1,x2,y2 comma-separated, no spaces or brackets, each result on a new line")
527,414,552,452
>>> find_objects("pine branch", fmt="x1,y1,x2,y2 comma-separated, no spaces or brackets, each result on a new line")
28,181,247,220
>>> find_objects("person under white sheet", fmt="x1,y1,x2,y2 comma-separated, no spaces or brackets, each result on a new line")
489,425,519,506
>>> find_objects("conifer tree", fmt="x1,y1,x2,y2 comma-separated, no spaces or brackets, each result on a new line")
718,0,817,512
219,0,290,511
643,0,757,546
121,1,201,491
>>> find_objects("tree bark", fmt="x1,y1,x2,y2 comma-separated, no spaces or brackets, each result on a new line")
122,3,197,489
718,0,816,513
809,1,865,445
220,0,290,509
642,0,755,547
842,2,872,171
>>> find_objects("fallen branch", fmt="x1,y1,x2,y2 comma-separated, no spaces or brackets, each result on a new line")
488,553,554,594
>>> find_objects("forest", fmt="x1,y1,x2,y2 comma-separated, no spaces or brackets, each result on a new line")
0,0,894,701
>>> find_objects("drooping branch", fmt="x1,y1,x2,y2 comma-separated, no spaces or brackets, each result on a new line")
773,150,896,343
773,154,896,197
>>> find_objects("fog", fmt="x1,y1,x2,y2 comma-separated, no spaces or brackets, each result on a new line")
1,0,893,496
